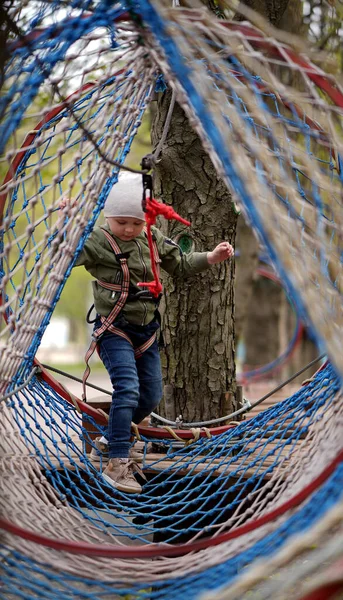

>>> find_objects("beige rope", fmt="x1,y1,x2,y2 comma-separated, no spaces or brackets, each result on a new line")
56,380,82,415
131,422,142,440
162,425,212,446
96,408,109,422
202,499,343,600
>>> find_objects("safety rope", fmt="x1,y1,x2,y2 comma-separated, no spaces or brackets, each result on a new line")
143,88,176,172
0,366,41,403
39,352,325,428
136,87,181,297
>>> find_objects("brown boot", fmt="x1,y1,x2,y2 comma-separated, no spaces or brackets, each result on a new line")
90,439,151,464
129,442,153,463
102,458,145,494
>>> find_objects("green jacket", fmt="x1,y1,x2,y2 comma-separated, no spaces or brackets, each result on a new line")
76,223,210,325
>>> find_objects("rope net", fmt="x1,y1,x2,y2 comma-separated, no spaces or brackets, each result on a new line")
0,1,343,598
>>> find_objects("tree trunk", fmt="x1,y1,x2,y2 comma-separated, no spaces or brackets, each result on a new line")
244,274,282,369
235,216,259,342
234,0,290,25
151,93,238,422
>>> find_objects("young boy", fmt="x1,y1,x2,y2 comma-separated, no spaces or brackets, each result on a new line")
68,172,234,494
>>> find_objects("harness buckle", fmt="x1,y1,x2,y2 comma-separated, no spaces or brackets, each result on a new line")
91,330,105,343
115,252,130,263
134,290,154,300
129,290,162,304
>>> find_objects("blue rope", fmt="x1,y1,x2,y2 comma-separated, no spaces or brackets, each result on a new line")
1,456,342,598
4,363,339,548
0,4,131,153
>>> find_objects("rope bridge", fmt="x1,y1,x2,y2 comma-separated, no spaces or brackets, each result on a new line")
1,1,343,598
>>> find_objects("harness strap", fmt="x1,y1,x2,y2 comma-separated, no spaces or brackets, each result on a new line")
83,338,98,400
95,229,130,335
97,281,122,292
105,322,157,358
82,229,130,401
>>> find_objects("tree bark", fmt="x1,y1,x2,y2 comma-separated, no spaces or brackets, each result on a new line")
234,0,290,25
244,275,282,368
0,4,14,91
235,216,259,342
151,93,238,422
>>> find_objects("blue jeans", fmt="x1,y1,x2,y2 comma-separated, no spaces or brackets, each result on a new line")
96,317,163,459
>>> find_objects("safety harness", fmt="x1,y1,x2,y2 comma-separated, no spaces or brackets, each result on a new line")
82,227,161,400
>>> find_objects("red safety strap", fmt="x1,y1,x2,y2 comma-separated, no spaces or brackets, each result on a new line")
138,196,191,297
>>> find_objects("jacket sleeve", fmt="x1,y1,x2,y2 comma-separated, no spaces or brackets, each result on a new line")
74,229,105,268
155,228,210,278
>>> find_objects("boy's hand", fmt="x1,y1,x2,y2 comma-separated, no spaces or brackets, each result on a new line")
59,196,69,210
207,242,234,265
59,196,76,211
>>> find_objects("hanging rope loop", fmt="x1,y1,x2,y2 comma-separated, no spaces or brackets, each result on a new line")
137,165,191,298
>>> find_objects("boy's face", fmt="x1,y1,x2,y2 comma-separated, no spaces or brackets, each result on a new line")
107,216,145,241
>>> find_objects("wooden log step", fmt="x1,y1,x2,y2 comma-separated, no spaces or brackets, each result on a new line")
43,448,294,484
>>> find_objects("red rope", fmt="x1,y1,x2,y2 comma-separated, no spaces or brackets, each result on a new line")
298,572,343,600
1,448,342,558
138,197,191,297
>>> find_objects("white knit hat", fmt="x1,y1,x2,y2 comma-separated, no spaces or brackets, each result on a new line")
103,172,145,220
